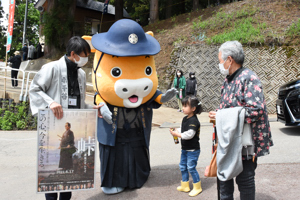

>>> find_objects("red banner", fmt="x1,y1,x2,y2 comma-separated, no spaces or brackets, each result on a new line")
6,0,16,53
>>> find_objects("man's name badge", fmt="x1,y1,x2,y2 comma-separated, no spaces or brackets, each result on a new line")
68,96,77,106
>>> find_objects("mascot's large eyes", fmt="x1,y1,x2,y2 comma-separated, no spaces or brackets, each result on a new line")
111,67,122,78
145,66,152,76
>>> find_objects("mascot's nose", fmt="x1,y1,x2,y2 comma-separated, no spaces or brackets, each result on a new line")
115,78,153,99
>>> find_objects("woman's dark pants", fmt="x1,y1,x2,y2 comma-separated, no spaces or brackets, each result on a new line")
219,158,257,200
11,69,18,87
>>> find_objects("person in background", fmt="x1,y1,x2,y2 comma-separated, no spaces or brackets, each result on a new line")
8,51,22,88
36,42,42,58
170,96,203,197
208,40,273,200
28,44,36,60
185,72,197,96
21,43,28,61
173,69,186,112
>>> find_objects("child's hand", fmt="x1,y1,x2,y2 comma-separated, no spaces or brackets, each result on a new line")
169,128,181,137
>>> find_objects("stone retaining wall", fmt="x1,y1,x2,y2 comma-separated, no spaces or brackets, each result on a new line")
163,44,300,114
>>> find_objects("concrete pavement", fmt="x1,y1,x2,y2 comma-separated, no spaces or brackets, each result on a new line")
1,106,300,199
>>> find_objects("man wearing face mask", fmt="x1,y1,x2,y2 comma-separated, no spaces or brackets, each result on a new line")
208,41,273,200
29,36,101,200
185,72,197,96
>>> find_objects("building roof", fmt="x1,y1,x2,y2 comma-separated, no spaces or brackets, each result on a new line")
35,0,46,8
77,0,131,18
35,0,131,18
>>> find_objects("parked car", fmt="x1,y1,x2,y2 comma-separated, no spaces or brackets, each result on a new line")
276,78,300,126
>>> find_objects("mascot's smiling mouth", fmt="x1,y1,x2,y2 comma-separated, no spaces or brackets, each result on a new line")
129,95,138,103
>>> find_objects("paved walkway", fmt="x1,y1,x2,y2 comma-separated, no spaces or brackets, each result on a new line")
1,106,300,199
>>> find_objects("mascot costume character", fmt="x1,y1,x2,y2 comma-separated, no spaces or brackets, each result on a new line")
83,19,177,194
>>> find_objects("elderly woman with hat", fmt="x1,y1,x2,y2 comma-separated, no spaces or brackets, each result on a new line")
208,41,273,200
8,51,22,88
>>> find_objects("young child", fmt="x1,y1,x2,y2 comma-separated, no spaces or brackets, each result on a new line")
170,95,202,197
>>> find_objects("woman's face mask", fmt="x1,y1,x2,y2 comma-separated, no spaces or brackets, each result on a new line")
75,54,89,67
177,72,181,76
191,75,195,78
219,59,231,75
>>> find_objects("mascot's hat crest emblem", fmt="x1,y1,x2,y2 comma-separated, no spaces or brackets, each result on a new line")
91,19,160,57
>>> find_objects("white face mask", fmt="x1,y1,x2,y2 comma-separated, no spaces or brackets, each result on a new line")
75,55,88,67
219,59,231,75
177,73,181,76
191,75,195,78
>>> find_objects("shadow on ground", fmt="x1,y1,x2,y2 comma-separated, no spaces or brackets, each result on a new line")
80,163,300,200
279,126,300,136
86,165,219,200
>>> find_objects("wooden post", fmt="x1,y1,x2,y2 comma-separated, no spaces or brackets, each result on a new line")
210,119,220,200
100,13,104,33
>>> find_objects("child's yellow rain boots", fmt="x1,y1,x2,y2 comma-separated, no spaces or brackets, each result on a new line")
177,181,190,192
189,181,202,197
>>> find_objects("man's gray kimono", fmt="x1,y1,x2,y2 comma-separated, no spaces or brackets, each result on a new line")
29,56,92,115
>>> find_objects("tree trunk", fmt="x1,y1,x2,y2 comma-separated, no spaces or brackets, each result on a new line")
193,0,200,11
63,0,76,47
44,0,76,58
179,0,185,14
150,0,159,24
43,0,56,57
166,0,172,19
115,0,123,20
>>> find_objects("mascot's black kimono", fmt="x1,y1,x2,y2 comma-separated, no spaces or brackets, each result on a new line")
83,19,177,194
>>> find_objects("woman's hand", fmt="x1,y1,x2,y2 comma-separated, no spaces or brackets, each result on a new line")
209,111,217,120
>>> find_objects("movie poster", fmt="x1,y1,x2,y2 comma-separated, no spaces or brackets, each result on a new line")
37,109,97,193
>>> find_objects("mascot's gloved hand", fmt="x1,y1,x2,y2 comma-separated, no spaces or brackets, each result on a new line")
161,88,178,103
99,102,113,124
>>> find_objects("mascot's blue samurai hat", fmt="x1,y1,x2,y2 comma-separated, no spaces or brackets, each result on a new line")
91,19,161,57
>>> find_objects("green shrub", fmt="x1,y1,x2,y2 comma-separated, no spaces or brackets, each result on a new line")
171,16,177,22
192,5,259,32
206,18,266,44
287,18,300,37
0,101,37,130
16,120,27,130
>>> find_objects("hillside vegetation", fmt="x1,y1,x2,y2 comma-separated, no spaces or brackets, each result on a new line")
144,0,300,75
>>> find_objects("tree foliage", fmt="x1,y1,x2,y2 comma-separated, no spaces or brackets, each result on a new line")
92,0,221,26
9,0,39,57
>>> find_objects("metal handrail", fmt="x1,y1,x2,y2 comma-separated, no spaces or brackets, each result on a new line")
23,71,38,102
0,66,26,101
1,67,96,101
